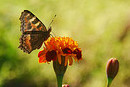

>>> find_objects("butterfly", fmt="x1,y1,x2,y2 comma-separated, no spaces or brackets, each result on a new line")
18,10,51,54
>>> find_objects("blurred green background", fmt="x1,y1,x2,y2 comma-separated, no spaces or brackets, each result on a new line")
0,0,130,87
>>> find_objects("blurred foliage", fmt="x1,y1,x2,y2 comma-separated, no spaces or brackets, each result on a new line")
0,0,130,87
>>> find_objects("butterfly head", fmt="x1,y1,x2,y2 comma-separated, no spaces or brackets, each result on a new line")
48,27,52,33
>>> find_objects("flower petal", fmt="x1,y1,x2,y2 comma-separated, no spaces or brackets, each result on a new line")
38,37,82,66
65,56,68,66
69,57,73,66
73,48,82,60
58,55,61,64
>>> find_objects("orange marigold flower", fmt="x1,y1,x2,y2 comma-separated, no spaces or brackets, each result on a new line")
38,37,82,66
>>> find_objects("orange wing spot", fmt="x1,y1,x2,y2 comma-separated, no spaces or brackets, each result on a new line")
29,23,40,31
31,24,36,28
36,28,39,31
25,35,32,51
39,26,43,30
25,17,28,23
24,17,30,30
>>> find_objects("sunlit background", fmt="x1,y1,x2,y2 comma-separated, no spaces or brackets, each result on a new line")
0,0,130,87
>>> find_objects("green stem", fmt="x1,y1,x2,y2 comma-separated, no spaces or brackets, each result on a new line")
56,74,63,87
107,78,113,87
53,56,68,87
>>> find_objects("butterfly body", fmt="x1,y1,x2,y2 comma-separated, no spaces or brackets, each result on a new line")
18,10,51,54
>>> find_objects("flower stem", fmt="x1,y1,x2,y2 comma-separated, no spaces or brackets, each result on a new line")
107,78,113,87
56,74,63,87
53,56,68,87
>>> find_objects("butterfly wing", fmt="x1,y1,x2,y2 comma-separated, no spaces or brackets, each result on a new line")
18,32,49,54
19,10,47,33
19,10,51,54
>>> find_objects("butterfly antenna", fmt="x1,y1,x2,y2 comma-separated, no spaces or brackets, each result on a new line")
48,15,56,28
48,15,56,37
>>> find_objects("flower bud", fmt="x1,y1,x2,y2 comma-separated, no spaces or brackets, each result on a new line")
106,58,119,87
